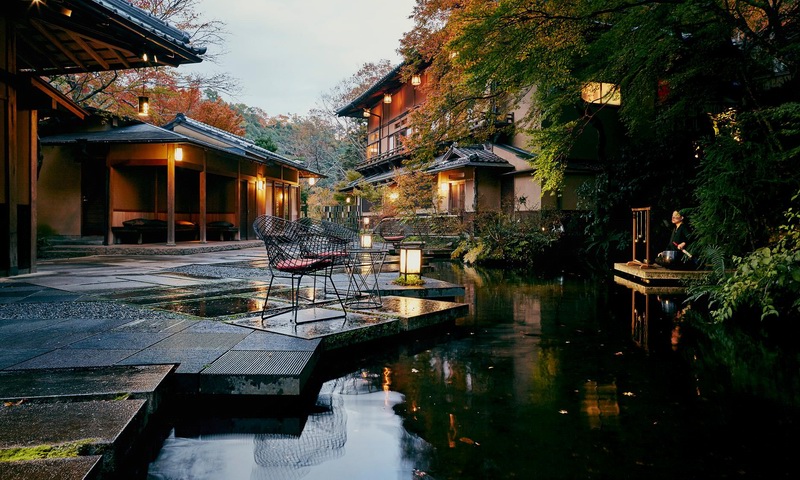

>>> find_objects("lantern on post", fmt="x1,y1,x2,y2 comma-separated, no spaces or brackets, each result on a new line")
399,244,422,281
360,233,373,248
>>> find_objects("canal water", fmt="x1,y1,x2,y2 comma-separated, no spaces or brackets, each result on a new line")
147,262,799,479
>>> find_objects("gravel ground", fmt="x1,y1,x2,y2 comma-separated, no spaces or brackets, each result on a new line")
0,300,189,320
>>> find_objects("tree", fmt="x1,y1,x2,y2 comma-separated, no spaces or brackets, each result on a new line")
400,0,800,259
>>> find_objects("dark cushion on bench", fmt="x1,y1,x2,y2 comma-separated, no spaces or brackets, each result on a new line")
208,221,234,228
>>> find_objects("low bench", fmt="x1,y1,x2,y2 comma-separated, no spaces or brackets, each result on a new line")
207,221,238,241
112,219,198,244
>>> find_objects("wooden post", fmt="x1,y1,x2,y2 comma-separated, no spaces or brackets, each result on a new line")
166,146,175,245
199,151,206,243
2,16,19,275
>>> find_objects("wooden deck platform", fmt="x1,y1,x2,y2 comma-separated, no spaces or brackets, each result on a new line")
613,262,710,284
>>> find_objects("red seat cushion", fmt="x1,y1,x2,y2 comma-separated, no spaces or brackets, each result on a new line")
275,257,331,272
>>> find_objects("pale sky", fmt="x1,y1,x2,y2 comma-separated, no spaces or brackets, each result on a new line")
183,0,417,115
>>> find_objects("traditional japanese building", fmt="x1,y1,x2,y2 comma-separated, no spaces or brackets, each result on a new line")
336,62,620,224
38,112,318,245
2,0,206,275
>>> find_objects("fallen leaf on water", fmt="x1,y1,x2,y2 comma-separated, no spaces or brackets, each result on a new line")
411,368,419,373
3,399,24,407
559,409,569,414
459,437,479,446
615,352,624,356
623,391,635,397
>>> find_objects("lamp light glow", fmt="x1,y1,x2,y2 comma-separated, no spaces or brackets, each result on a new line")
138,96,149,116
360,233,373,248
383,93,392,104
174,146,183,161
411,74,421,86
308,177,317,186
399,246,422,280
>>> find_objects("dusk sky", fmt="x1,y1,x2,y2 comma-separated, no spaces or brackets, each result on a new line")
184,0,417,115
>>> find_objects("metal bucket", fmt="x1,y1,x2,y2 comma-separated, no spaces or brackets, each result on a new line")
656,250,679,269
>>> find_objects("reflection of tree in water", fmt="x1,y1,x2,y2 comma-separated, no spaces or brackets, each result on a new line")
250,394,346,480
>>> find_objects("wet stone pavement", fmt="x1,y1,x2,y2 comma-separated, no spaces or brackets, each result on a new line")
0,246,466,479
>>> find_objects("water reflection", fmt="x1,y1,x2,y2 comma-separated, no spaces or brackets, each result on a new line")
148,262,800,479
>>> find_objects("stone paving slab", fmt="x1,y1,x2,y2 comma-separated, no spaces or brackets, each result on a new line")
0,349,50,370
7,349,140,370
0,365,173,402
232,331,321,352
148,332,249,350
0,399,147,449
116,348,226,374
65,332,173,350
0,455,102,480
198,350,318,396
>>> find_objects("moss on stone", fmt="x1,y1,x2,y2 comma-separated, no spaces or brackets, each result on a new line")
0,439,96,462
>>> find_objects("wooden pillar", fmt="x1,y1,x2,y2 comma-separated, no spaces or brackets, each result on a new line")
2,16,19,275
107,164,115,245
235,162,241,240
27,109,36,272
166,147,175,245
199,151,207,243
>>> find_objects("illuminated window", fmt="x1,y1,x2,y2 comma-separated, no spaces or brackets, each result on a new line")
582,82,621,105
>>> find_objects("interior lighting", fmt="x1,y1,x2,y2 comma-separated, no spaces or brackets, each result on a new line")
174,146,183,161
383,93,392,104
411,74,421,86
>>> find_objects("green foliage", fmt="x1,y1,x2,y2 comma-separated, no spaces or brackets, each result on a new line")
697,191,800,323
690,105,800,258
255,135,278,152
452,211,558,266
393,275,426,286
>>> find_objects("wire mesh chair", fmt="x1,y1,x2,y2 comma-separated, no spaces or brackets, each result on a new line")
253,215,347,324
295,218,357,268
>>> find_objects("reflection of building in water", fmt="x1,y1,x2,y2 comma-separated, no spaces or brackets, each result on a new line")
615,276,686,353
581,380,620,430
251,394,346,480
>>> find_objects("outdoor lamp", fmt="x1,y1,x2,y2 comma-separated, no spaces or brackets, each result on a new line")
411,74,421,86
257,180,265,190
308,177,317,186
174,146,183,161
138,96,149,116
363,109,371,117
383,93,392,104
399,245,422,280
360,233,373,248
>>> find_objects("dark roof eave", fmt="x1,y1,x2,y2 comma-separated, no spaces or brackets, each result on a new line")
335,63,406,117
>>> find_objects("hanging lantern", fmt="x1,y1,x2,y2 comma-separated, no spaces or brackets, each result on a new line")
138,96,149,116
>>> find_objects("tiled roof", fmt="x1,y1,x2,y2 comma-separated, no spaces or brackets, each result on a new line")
335,63,406,117
163,114,316,174
41,122,184,145
428,144,514,173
